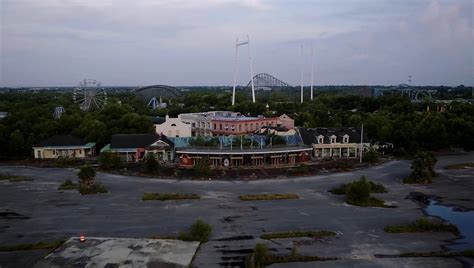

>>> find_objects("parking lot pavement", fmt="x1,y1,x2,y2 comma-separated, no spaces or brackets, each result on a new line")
0,152,473,267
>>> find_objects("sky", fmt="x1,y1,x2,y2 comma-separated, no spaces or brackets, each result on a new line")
1,0,473,87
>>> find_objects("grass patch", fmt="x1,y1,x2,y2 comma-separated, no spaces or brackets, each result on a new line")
239,194,299,201
384,218,459,234
445,162,474,169
261,230,336,240
346,196,388,207
142,192,200,201
0,240,65,252
0,172,32,182
58,180,78,190
79,183,108,195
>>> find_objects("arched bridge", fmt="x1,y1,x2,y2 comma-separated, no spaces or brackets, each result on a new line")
245,73,292,90
135,85,183,103
374,84,435,103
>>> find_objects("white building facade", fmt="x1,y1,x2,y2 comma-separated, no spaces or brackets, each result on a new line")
154,115,192,138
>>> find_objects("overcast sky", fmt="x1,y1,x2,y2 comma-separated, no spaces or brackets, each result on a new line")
1,0,473,87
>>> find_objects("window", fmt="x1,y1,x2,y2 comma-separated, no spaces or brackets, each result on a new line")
330,135,337,144
239,125,242,131
318,135,324,144
343,135,349,144
171,123,176,127
220,124,222,130
213,124,216,130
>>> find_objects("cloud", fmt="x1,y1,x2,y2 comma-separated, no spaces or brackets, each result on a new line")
1,0,472,86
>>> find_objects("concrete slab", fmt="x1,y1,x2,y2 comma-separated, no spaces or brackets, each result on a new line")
33,237,200,268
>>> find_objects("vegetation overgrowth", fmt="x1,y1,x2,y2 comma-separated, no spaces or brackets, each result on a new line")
142,192,200,201
178,219,212,242
384,218,459,234
58,179,78,190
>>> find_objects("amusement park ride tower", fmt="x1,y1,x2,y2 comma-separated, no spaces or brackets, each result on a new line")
232,35,255,106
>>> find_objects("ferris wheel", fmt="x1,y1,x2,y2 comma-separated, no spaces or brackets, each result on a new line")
73,79,107,111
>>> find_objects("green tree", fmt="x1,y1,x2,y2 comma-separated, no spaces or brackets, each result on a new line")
8,129,25,156
363,148,379,163
189,219,212,242
406,151,437,183
346,176,371,204
143,152,160,174
77,165,96,188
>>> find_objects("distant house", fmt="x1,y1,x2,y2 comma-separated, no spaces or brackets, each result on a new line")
101,134,174,162
298,127,370,158
0,112,9,121
277,114,294,129
33,135,96,159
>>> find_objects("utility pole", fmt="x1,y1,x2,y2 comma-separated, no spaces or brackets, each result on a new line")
232,38,239,106
310,43,314,101
359,124,364,163
248,35,255,103
300,45,304,103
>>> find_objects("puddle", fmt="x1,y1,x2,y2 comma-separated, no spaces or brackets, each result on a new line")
424,199,474,251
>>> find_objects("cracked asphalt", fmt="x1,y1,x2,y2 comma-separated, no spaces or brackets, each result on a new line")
0,153,473,267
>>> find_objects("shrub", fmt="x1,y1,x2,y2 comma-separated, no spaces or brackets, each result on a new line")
192,157,212,177
368,181,387,193
330,176,387,195
346,176,371,204
79,183,107,195
363,148,379,163
404,151,437,184
178,219,212,242
143,152,160,174
58,179,78,190
254,243,268,267
98,152,122,170
328,184,348,195
78,165,96,185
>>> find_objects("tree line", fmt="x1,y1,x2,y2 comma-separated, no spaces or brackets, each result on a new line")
0,90,472,159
